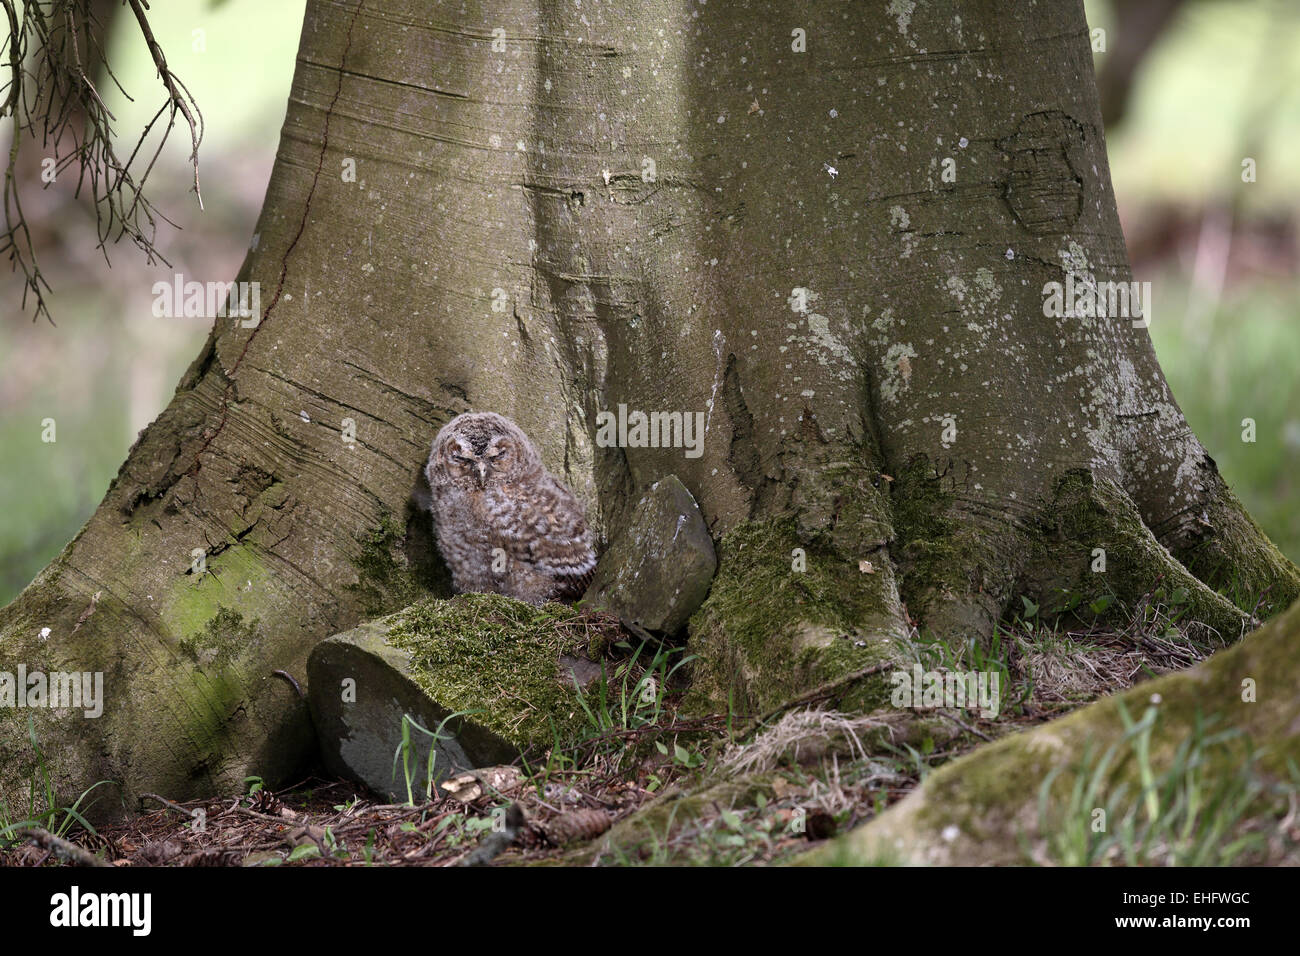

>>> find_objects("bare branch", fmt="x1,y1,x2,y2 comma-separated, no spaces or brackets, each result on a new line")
1,0,204,321
127,0,203,209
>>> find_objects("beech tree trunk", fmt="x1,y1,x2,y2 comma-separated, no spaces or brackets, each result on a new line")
2,0,1296,818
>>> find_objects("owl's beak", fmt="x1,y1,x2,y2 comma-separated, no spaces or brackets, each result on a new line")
475,461,489,487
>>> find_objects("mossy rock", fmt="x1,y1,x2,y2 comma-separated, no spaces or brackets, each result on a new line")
307,594,612,800
797,597,1300,866
583,475,717,635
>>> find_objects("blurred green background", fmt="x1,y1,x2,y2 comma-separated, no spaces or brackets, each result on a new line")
1094,0,1300,574
1,0,1298,606
0,0,307,601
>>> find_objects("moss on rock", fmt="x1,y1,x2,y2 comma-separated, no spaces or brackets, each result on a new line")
307,594,618,799
385,595,614,747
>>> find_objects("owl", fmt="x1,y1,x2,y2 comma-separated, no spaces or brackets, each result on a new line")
424,412,596,604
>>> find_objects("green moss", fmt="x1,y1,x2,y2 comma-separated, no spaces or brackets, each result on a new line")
888,457,957,545
170,667,250,761
685,516,904,717
1175,481,1300,620
907,684,1270,860
790,459,893,554
816,838,907,867
888,455,1018,646
910,728,1059,840
1041,469,1247,643
177,606,260,668
347,515,440,617
384,594,612,750
160,544,274,639
159,607,268,777
889,462,1255,651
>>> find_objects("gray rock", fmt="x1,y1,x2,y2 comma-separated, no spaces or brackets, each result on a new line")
582,475,717,634
307,595,611,801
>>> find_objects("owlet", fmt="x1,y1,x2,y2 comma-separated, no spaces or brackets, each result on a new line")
424,412,596,604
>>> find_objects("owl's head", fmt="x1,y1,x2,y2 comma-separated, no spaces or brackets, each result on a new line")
427,412,541,491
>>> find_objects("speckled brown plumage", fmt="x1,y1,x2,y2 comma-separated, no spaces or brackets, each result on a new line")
425,412,595,604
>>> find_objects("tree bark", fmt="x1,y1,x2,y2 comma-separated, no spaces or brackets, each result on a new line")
2,0,1295,817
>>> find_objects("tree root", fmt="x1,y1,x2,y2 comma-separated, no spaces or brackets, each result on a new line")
798,595,1300,866
6,827,111,867
1165,475,1300,620
1032,469,1250,644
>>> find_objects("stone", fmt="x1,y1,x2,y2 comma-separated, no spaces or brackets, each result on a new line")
582,475,717,634
307,595,613,801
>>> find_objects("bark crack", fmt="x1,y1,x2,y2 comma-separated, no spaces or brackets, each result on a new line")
179,0,367,488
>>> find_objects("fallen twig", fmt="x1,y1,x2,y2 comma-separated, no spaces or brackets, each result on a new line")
10,827,111,867
939,710,994,743
141,792,193,818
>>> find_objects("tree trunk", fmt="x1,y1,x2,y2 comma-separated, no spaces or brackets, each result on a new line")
2,0,1296,817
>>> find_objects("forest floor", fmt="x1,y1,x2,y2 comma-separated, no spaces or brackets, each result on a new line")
1,585,1263,867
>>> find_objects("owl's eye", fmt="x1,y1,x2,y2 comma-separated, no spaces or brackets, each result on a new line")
451,454,471,465
488,451,506,461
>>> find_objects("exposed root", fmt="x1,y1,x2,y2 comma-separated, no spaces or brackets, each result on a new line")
1023,469,1250,647
685,516,910,719
1165,475,1300,620
888,456,1026,651
5,827,112,867
800,597,1300,867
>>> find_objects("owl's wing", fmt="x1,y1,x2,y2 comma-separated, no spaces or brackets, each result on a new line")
497,474,596,599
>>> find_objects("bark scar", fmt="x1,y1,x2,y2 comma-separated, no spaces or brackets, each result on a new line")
997,110,1086,234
